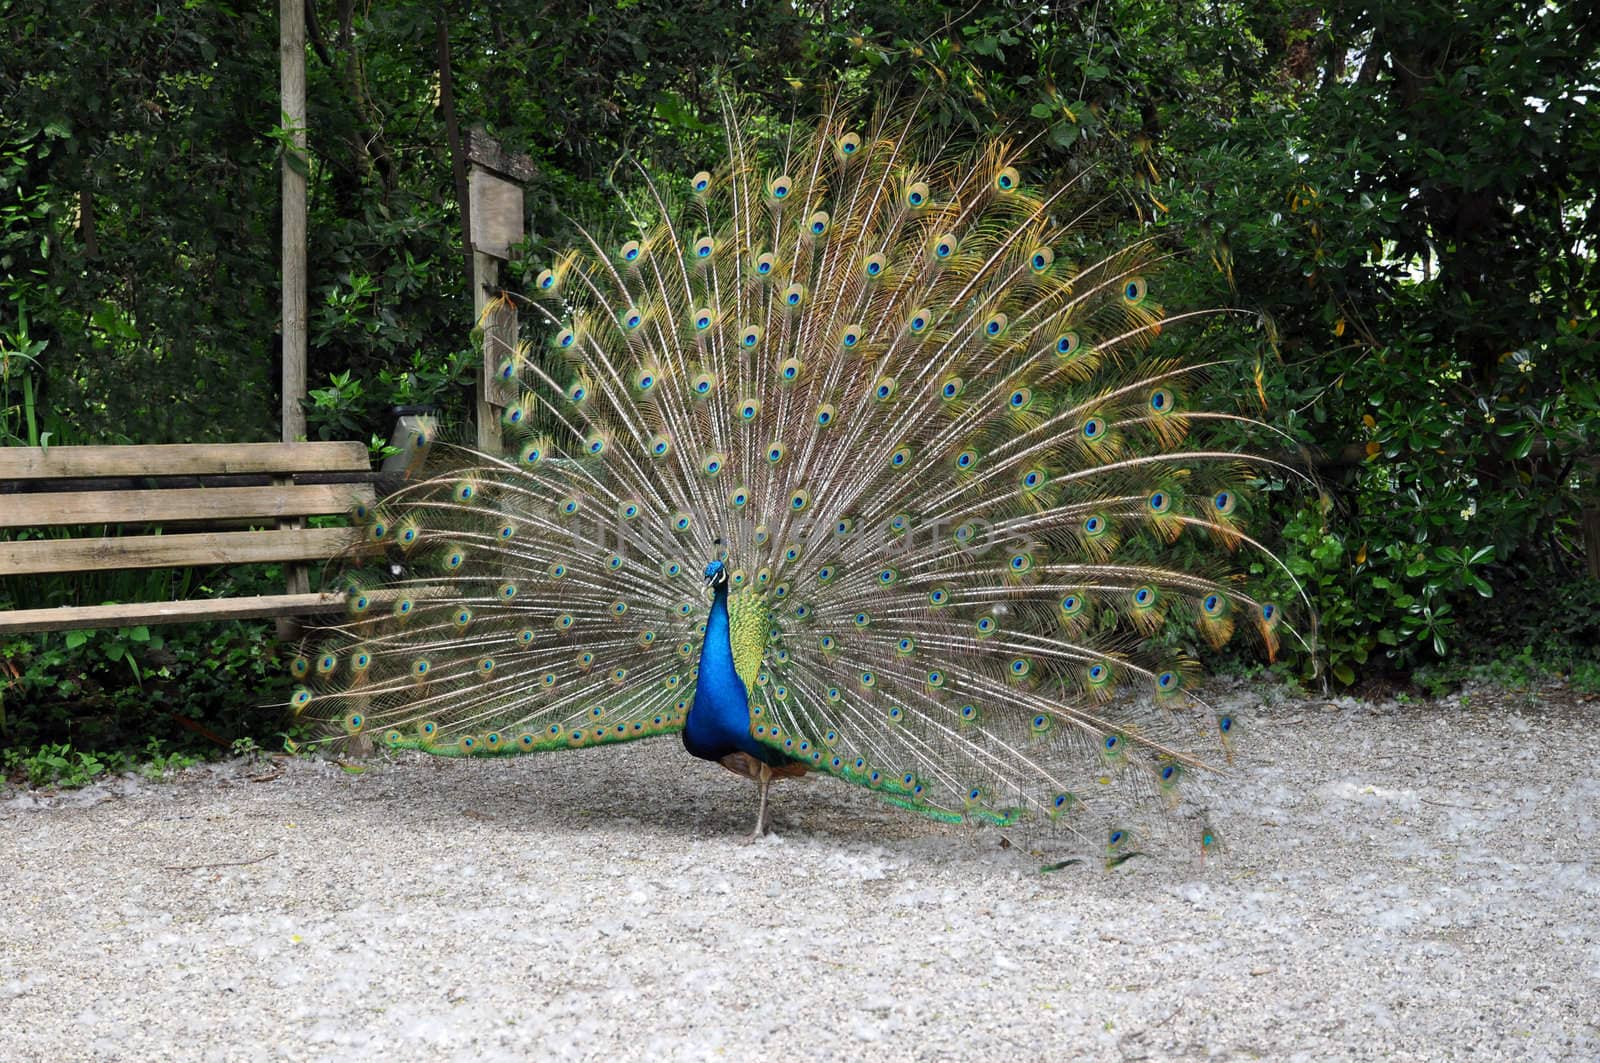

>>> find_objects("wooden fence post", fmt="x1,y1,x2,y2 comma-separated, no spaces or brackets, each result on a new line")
278,0,309,642
465,129,536,454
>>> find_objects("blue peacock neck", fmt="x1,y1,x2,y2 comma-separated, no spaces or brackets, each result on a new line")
682,573,766,763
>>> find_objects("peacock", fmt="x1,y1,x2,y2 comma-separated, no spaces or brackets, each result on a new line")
289,92,1313,861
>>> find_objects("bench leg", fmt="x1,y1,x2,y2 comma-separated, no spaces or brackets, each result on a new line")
276,471,312,641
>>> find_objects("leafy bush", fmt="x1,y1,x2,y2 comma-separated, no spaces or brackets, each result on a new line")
1,617,298,773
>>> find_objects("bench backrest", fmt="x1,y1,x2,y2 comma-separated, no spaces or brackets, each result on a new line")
0,442,375,577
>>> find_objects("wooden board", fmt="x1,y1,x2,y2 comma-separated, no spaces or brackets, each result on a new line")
469,168,524,260
1,483,375,529
0,442,370,481
0,592,348,635
0,527,358,576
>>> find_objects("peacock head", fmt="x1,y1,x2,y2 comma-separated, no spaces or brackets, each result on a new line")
703,559,728,588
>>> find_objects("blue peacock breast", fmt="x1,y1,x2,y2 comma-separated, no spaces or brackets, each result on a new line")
681,561,780,764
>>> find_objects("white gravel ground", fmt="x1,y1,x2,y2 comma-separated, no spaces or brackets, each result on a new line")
3,681,1598,1062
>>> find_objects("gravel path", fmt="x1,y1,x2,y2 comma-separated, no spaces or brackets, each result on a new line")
4,682,1597,1061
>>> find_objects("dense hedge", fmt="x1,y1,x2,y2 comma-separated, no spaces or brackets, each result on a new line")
2,2,1596,769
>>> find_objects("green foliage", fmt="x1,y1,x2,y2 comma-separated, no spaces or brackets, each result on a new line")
1,0,1596,770
1,617,294,759
1,737,203,789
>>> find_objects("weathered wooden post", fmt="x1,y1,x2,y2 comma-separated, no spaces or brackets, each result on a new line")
278,0,309,641
464,129,536,454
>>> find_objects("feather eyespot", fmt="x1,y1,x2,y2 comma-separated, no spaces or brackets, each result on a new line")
807,211,830,236
996,165,1021,191
905,181,930,207
754,252,776,275
691,170,711,193
1029,247,1055,273
619,240,642,262
1123,276,1149,304
768,175,793,199
864,253,887,277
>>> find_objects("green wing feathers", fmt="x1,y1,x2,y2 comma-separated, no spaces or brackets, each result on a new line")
291,92,1312,852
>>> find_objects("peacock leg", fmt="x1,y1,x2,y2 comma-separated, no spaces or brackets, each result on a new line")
743,763,773,843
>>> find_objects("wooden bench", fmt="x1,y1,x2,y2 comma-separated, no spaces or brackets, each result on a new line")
0,442,375,635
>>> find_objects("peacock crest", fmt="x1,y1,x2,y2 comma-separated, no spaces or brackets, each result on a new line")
291,93,1313,861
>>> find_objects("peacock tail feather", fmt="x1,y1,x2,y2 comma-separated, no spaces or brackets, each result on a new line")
292,92,1314,857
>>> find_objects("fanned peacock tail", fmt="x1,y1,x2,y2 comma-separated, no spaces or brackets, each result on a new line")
291,92,1314,859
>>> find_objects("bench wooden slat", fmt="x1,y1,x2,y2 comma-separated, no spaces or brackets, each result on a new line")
0,593,349,635
0,442,371,480
0,483,375,529
0,527,357,576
